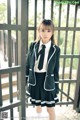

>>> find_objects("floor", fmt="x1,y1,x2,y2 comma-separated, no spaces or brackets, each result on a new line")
1,104,80,120
25,105,80,120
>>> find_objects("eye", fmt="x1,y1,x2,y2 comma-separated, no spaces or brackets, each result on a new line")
41,29,45,32
47,30,51,32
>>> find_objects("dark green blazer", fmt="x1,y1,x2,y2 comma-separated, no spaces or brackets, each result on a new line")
26,40,60,94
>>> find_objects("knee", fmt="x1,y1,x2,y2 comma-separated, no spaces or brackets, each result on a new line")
47,107,54,115
36,106,42,113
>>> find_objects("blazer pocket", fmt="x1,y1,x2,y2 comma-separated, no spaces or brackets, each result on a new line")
45,75,55,90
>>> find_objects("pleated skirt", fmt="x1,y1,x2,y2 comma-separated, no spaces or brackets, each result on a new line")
30,72,59,107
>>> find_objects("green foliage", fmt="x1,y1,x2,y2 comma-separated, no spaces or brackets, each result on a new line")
12,17,16,24
55,0,80,4
59,37,63,45
0,3,6,22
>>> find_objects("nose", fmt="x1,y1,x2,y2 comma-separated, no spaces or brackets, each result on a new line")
44,31,48,36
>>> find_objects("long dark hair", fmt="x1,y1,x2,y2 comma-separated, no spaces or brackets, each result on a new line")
37,19,55,44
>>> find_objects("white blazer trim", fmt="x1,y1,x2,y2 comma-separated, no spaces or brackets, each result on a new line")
44,45,56,91
29,69,32,71
55,82,59,83
51,74,54,76
29,44,37,86
26,75,29,77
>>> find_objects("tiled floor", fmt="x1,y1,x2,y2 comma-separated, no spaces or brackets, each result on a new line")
2,105,80,120
26,105,80,120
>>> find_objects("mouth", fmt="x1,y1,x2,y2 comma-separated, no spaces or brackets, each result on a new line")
44,37,48,38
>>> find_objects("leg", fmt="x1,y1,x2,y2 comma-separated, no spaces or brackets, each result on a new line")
36,106,42,113
47,107,55,120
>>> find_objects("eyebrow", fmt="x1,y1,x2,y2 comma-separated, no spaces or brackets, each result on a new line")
41,28,52,30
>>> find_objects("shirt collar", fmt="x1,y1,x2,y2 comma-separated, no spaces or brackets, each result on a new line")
40,40,51,49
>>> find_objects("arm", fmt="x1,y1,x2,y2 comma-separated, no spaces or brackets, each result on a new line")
54,47,60,94
26,42,36,81
26,47,30,84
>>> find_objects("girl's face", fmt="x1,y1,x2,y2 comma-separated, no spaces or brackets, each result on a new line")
39,24,53,44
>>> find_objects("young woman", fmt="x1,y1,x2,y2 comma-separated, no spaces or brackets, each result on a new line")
26,19,60,120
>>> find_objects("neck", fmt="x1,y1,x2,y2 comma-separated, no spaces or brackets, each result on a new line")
41,40,50,44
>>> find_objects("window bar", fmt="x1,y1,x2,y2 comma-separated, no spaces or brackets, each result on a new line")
7,0,13,101
16,0,18,25
34,0,37,40
9,73,13,103
25,0,29,106
15,0,18,65
61,3,69,103
0,75,2,106
63,4,70,103
74,56,80,110
57,1,62,45
26,1,29,105
15,0,19,97
69,5,77,79
3,30,7,61
8,33,13,118
26,0,29,50
60,4,69,104
62,4,69,76
19,0,27,117
10,108,13,120
59,89,74,101
7,0,12,67
51,0,54,20
58,2,63,103
43,0,45,19
67,5,77,102
7,0,13,119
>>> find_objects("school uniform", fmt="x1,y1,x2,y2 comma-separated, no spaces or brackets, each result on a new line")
26,40,60,107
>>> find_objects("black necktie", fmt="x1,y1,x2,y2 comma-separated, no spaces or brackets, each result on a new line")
38,45,46,70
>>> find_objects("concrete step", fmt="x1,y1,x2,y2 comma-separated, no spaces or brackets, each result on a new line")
2,80,17,88
1,73,17,88
1,73,18,100
2,85,17,100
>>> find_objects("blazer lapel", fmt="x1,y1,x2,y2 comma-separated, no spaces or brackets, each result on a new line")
47,42,56,64
34,41,40,60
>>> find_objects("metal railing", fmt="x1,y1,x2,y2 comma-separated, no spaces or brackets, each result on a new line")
0,0,27,119
0,1,80,120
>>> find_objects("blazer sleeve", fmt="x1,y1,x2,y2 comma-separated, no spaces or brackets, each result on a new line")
26,42,35,78
54,47,60,94
26,46,30,79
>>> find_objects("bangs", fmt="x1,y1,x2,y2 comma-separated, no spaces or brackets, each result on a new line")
39,24,54,31
41,24,53,30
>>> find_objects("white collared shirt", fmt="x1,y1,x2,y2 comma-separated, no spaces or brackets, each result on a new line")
34,40,51,72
